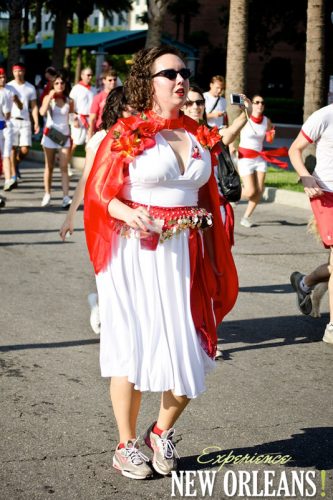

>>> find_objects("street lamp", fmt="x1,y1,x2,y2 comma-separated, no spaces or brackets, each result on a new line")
91,49,108,86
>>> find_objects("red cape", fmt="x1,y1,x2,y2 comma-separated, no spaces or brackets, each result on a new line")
84,111,238,357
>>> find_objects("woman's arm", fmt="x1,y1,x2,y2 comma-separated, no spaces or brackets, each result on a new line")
59,146,96,240
39,90,55,117
108,198,151,232
220,95,252,147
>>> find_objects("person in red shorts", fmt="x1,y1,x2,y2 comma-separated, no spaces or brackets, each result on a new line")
289,103,333,344
87,69,118,140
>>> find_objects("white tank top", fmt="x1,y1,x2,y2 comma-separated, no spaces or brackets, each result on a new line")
239,116,268,152
46,100,70,135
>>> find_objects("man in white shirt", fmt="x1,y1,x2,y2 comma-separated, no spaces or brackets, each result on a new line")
7,63,39,179
289,104,333,344
69,67,96,148
204,75,227,129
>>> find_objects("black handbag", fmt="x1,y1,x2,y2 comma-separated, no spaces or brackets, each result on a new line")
216,142,242,202
46,126,69,147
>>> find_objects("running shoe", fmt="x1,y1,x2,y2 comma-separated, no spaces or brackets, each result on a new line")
41,193,51,207
323,323,333,344
290,271,312,315
144,422,179,475
112,439,153,480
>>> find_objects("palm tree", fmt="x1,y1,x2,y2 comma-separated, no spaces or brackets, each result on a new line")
303,0,325,169
224,0,249,127
145,0,173,48
0,0,27,71
303,0,325,120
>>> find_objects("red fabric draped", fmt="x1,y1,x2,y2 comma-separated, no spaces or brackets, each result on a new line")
250,114,264,124
238,146,289,169
84,110,238,358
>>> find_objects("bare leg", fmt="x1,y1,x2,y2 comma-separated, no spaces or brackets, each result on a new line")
241,172,261,219
329,249,333,323
110,377,142,443
58,147,70,197
43,147,55,194
156,390,190,430
3,157,11,181
304,261,330,288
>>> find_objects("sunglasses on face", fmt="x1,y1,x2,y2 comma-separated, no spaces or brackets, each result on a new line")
186,99,205,107
151,68,191,80
253,100,264,105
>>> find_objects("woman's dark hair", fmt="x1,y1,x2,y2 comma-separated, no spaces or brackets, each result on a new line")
125,45,185,112
52,71,70,97
101,86,129,130
186,83,207,124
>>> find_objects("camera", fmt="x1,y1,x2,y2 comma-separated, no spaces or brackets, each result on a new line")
230,93,244,106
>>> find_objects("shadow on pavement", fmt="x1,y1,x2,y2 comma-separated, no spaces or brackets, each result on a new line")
239,283,292,294
178,427,333,471
0,338,99,352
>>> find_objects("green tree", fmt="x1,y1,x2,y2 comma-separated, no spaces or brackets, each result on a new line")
0,0,27,71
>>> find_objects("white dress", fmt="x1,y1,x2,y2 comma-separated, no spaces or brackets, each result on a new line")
41,100,71,149
96,132,216,399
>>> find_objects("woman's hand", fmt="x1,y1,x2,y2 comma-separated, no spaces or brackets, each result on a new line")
59,217,74,241
301,175,324,198
240,95,252,115
123,206,152,231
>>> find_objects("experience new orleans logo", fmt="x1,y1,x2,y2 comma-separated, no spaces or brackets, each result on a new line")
170,446,328,497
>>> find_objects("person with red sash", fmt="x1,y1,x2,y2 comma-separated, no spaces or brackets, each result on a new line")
289,103,333,344
84,46,238,480
68,68,96,173
237,94,288,228
40,72,74,208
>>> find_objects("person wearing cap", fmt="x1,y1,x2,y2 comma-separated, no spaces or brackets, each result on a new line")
7,63,39,180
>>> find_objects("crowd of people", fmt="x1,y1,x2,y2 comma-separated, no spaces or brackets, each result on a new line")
1,47,332,481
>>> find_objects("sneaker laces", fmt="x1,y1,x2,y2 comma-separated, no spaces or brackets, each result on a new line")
124,438,149,465
158,430,179,459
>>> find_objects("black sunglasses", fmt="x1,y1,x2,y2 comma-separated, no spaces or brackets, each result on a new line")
252,100,265,105
186,99,205,106
151,68,191,80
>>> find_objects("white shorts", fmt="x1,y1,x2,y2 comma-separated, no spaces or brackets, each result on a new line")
71,124,87,146
11,119,32,147
0,125,13,158
41,134,71,149
238,157,267,176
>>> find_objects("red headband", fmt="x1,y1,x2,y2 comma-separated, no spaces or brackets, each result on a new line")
12,65,25,71
0,68,5,75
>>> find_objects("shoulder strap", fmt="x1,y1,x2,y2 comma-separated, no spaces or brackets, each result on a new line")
209,97,220,114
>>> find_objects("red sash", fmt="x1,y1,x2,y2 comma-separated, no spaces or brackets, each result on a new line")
238,146,289,169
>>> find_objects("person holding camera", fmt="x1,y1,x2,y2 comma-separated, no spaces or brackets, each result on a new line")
237,94,276,228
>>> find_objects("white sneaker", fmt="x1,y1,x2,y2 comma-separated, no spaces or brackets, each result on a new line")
68,165,74,177
215,349,223,359
323,323,333,344
88,293,100,334
41,193,51,207
62,195,72,209
240,217,253,228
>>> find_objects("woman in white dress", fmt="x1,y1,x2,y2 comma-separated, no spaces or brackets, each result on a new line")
40,72,74,208
59,87,135,335
84,47,238,480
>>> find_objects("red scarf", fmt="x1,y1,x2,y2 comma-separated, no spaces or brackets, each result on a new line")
84,110,238,358
78,80,91,90
250,114,264,124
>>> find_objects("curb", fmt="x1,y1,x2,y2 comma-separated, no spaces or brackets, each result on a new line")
262,187,311,210
27,149,85,170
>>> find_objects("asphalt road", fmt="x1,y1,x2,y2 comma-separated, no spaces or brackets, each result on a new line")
1,158,332,500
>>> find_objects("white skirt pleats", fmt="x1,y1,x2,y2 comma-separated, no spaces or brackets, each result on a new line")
96,229,215,399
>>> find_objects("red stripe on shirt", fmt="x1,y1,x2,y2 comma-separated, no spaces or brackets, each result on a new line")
301,129,313,143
